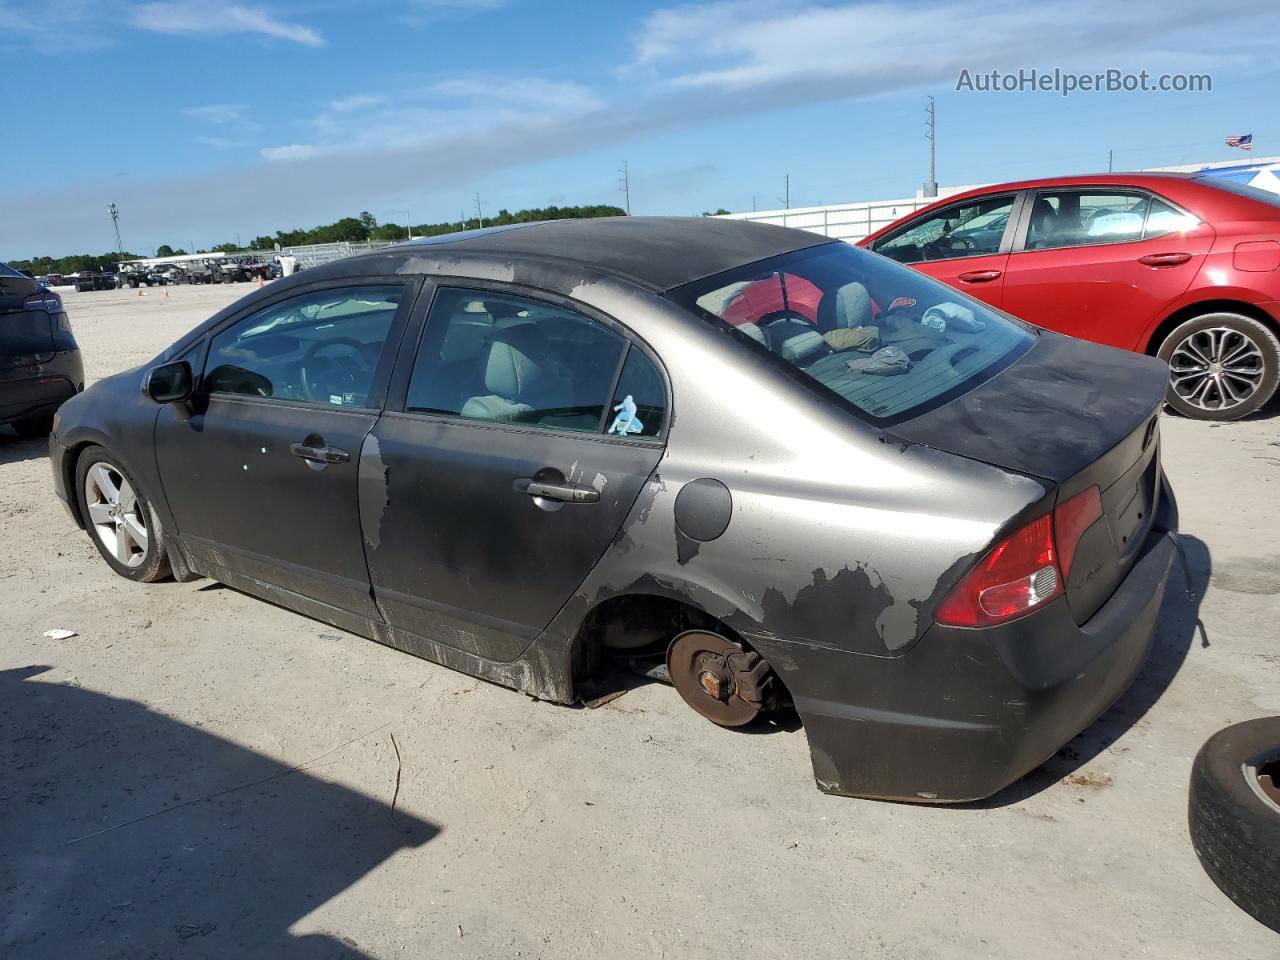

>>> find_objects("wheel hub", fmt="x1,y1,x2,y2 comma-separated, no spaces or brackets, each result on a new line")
666,630,775,727
1168,326,1265,412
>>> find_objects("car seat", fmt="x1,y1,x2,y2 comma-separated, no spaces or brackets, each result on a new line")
460,325,557,423
1027,197,1058,249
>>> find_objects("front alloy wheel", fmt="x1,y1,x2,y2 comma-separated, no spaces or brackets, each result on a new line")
75,445,171,582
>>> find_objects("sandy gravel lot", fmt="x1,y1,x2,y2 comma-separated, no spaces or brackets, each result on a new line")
2,281,1278,959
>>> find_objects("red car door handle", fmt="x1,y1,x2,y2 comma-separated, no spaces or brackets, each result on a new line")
1138,252,1192,267
957,270,1002,283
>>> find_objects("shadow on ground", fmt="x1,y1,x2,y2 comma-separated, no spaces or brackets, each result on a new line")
0,427,51,466
0,666,438,959
972,533,1211,808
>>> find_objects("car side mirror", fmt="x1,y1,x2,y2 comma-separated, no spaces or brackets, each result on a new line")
143,359,194,404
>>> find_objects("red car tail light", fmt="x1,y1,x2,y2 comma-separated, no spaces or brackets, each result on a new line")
1053,485,1103,580
935,513,1063,628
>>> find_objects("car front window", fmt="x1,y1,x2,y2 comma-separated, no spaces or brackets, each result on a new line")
668,242,1035,425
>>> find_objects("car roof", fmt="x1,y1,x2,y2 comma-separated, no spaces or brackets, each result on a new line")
379,216,833,292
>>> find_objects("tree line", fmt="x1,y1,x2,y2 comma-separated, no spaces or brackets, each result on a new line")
8,203,629,275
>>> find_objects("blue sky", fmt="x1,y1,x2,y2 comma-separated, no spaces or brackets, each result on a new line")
2,0,1279,259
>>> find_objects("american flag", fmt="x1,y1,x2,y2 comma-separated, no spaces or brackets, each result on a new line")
1225,134,1253,150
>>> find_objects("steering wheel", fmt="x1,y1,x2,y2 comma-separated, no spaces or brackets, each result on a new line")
301,337,373,403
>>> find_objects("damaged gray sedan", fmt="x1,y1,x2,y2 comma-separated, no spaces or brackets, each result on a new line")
49,217,1178,801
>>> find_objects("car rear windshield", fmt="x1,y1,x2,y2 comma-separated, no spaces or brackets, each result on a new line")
1192,176,1280,209
667,242,1035,425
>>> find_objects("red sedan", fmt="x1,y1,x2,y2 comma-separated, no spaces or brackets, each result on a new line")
860,173,1280,420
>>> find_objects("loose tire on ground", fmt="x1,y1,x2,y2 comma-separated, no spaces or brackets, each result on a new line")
1188,716,1280,933
1157,312,1280,421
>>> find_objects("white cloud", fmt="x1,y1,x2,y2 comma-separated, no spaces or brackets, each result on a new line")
193,135,250,149
182,103,248,124
328,94,385,113
629,0,1276,93
129,2,325,46
261,143,320,162
260,77,603,160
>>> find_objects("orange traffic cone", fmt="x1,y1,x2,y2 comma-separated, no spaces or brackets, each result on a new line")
163,288,170,301
257,274,265,289
137,288,145,297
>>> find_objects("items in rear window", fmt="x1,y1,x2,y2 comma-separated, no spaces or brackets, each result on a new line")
670,242,1035,423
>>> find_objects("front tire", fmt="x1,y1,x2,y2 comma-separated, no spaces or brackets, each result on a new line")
1157,312,1280,420
75,445,171,582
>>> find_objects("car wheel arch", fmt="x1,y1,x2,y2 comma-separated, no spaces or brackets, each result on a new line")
566,590,787,700
1144,298,1280,355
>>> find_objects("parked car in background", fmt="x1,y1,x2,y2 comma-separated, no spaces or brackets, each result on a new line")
861,173,1280,420
49,218,1177,802
73,271,118,292
1,262,83,436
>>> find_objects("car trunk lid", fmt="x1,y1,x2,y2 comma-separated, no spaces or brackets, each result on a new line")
892,329,1169,623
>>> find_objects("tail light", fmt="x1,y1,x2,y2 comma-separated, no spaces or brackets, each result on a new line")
23,291,63,314
935,485,1102,628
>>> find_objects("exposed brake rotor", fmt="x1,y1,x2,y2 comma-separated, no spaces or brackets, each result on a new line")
666,630,774,727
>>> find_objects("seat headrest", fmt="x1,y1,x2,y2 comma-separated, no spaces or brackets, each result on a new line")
834,282,872,329
483,325,550,401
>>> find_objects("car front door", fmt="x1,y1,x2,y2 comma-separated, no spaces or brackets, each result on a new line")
364,283,669,661
1000,188,1213,349
154,280,417,618
869,193,1022,309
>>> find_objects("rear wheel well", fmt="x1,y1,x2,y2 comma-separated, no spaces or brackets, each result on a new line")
570,594,722,686
1145,300,1279,355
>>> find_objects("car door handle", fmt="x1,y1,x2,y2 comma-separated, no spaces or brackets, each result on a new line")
956,269,1002,283
289,442,350,464
513,478,600,503
1138,252,1192,267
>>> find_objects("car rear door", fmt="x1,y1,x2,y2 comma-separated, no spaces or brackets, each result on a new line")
1000,187,1214,349
363,282,668,661
154,278,418,618
868,192,1023,309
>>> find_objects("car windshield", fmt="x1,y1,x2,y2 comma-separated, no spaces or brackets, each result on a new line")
668,242,1035,425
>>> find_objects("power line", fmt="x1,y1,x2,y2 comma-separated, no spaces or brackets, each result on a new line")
924,96,938,197
618,160,631,215
107,203,123,262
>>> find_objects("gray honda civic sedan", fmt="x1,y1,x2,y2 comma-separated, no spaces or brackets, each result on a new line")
49,217,1178,801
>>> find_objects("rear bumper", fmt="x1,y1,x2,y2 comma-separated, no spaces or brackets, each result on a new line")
773,485,1179,802
0,368,79,426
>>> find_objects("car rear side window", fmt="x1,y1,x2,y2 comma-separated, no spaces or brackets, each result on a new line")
1144,198,1200,238
669,242,1035,425
607,346,666,438
1026,190,1149,250
204,285,401,407
874,195,1016,264
407,288,660,437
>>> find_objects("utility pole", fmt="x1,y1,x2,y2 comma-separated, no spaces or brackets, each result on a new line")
618,160,631,215
460,210,468,231
923,96,938,197
785,174,790,209
473,193,486,229
107,202,124,264
1108,149,1114,172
